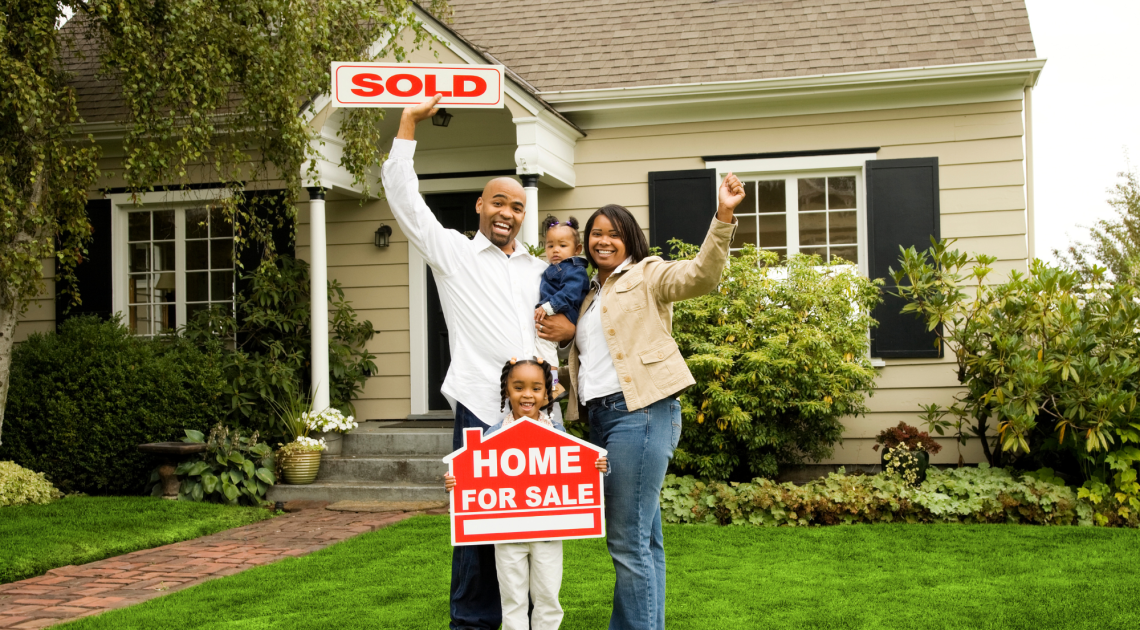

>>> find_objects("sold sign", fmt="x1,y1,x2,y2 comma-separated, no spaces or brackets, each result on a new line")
331,62,504,108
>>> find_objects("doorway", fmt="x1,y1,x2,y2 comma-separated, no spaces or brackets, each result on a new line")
423,191,482,411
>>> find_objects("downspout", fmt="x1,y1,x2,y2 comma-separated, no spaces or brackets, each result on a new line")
1024,85,1036,262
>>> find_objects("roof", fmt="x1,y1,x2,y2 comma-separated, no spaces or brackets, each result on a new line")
444,0,1037,92
59,0,1037,125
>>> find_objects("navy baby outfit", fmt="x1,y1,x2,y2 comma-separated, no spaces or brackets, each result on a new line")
538,257,590,324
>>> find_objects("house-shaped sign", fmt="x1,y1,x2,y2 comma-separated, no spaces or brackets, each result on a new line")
443,419,607,546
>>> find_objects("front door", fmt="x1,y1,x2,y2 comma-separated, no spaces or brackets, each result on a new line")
423,191,482,411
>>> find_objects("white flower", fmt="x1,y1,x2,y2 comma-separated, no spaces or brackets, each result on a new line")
294,436,327,451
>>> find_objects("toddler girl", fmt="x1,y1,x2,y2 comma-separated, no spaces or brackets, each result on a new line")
534,215,590,399
445,357,607,630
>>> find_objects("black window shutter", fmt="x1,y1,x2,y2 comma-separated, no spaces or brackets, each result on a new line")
56,199,113,326
866,158,942,358
648,169,717,259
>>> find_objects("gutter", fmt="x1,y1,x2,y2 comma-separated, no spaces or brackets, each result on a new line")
537,58,1047,108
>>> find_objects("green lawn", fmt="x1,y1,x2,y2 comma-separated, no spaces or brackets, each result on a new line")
62,515,1140,630
0,496,272,584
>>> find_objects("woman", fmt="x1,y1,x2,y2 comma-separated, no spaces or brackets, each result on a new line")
560,174,743,630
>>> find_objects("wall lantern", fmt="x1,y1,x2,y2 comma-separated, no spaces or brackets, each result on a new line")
432,108,453,127
374,223,393,248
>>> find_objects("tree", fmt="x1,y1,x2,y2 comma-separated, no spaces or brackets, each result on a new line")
1055,168,1140,281
0,0,450,444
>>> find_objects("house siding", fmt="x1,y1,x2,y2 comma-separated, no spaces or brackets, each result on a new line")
14,96,1028,468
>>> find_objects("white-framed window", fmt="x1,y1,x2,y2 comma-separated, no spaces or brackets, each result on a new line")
111,190,235,336
707,153,874,277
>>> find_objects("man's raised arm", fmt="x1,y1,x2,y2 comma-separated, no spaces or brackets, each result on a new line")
380,95,461,274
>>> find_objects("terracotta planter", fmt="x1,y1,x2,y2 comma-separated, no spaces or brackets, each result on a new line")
281,450,322,485
316,431,343,456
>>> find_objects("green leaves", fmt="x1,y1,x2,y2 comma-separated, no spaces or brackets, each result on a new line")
670,243,882,481
661,465,1102,527
176,423,274,507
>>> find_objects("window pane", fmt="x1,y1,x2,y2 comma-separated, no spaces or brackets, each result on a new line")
210,239,233,269
154,271,176,294
187,272,209,302
186,207,209,239
828,177,857,210
186,302,209,324
731,215,758,249
153,210,176,240
153,242,175,271
801,246,827,260
187,241,209,270
156,303,175,333
798,178,826,211
128,212,150,242
831,246,857,264
799,212,827,246
742,181,757,212
829,211,857,244
756,180,786,213
757,214,786,248
211,271,234,302
132,305,151,335
129,274,149,304
129,243,150,272
210,206,233,238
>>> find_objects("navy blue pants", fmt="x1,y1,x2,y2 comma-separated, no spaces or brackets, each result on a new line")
450,403,501,630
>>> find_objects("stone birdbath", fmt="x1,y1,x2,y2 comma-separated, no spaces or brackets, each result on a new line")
138,442,209,499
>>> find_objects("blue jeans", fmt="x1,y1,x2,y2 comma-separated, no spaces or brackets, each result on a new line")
588,393,682,630
450,403,501,630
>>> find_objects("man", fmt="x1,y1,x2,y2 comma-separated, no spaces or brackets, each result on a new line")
381,95,575,630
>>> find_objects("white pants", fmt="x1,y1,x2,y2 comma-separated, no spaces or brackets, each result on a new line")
536,338,561,384
495,540,564,630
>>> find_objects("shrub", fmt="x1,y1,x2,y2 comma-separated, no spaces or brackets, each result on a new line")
660,465,1099,527
172,426,275,505
873,421,942,454
892,239,1140,525
0,316,226,494
0,461,63,507
183,256,376,438
669,244,882,481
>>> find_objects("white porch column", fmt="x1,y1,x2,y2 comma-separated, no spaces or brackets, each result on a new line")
306,186,330,412
520,173,540,249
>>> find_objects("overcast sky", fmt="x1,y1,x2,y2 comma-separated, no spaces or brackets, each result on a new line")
1023,0,1140,262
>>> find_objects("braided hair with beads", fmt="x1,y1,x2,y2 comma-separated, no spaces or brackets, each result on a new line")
498,357,556,415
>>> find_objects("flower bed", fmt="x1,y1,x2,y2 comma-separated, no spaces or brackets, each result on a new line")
659,465,1118,527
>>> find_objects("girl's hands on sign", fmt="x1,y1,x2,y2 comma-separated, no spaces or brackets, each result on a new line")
716,172,746,223
595,456,608,473
444,474,456,492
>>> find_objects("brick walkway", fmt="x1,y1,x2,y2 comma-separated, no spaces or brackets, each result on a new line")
0,507,429,629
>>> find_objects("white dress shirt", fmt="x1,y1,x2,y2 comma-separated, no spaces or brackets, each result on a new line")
574,257,633,403
382,139,551,425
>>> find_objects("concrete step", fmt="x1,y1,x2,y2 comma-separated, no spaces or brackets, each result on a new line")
343,423,452,457
317,455,447,484
267,480,448,504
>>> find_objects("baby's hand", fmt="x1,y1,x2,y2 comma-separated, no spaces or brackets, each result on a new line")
595,456,608,473
534,307,547,322
444,474,456,491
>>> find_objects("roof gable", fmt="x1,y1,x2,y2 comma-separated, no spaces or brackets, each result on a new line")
445,0,1037,92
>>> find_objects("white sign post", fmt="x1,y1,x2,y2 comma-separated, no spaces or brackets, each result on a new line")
331,62,505,109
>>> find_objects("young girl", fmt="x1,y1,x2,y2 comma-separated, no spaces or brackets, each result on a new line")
534,215,590,399
445,357,607,630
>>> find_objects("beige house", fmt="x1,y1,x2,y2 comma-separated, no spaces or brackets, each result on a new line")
25,0,1042,468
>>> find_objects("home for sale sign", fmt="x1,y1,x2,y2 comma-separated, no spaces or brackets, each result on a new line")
331,62,504,108
443,419,607,546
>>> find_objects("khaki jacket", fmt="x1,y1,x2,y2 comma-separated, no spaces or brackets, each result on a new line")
564,216,736,421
